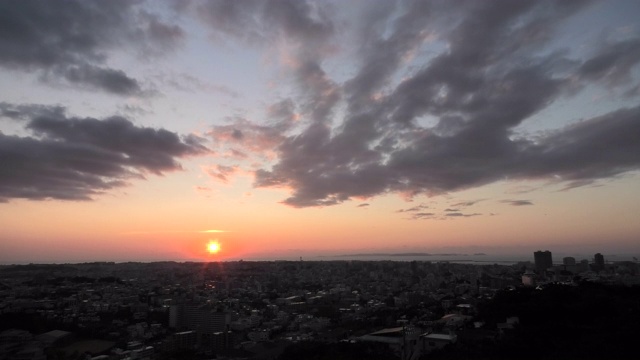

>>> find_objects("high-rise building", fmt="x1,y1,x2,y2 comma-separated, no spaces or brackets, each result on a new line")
594,253,605,271
169,304,230,334
578,259,590,273
562,256,577,273
534,250,553,273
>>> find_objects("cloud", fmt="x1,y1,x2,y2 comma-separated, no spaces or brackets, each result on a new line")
194,0,334,49
199,1,640,208
446,213,482,218
156,72,240,97
578,38,640,87
0,103,66,121
356,203,369,208
0,104,208,201
195,186,213,193
49,64,141,95
208,100,299,160
505,185,539,194
207,164,239,183
0,0,184,95
444,208,459,212
451,200,485,208
410,212,435,220
396,203,429,213
501,200,534,206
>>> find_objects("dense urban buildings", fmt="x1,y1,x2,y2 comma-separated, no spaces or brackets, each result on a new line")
1,253,638,360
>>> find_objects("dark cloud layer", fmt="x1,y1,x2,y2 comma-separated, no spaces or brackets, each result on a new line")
201,0,640,207
0,0,184,95
0,104,207,201
9,1,635,207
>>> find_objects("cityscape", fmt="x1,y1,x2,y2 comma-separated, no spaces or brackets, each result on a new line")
2,0,640,359
1,251,639,360
0,251,640,360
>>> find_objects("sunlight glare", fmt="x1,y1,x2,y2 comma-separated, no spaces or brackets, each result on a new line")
207,241,221,254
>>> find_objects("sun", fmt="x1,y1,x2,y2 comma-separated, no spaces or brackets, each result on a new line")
207,241,220,254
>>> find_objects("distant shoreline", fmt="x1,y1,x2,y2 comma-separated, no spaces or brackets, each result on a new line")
1,253,636,266
329,252,487,257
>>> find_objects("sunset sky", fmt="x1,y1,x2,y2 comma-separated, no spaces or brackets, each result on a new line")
1,0,639,263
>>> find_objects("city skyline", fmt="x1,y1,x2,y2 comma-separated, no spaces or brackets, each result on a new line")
1,0,640,263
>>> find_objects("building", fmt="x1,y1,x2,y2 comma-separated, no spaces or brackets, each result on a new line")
562,257,577,273
129,346,154,360
577,259,590,273
421,333,457,354
8,343,46,360
169,304,230,333
534,251,553,273
201,331,234,353
594,253,605,272
174,331,197,350
35,330,72,348
359,326,420,359
522,271,536,287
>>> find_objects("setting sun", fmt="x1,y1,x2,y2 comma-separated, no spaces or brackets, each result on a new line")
207,241,220,254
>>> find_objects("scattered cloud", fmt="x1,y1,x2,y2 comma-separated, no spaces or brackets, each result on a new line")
357,203,370,208
195,186,213,194
0,104,208,201
396,203,430,213
208,99,299,161
501,199,534,206
206,164,239,183
446,212,482,218
156,72,240,97
505,185,539,194
46,64,142,95
410,212,435,220
451,200,485,208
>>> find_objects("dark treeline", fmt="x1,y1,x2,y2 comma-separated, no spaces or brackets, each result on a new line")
427,282,640,360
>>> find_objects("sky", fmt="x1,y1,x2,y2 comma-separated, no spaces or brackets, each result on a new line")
1,0,639,263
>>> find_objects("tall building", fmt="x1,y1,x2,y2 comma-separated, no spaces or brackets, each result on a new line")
169,304,230,333
534,250,553,273
578,259,590,273
594,253,605,271
562,257,577,273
